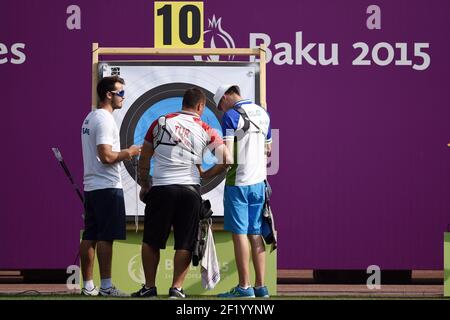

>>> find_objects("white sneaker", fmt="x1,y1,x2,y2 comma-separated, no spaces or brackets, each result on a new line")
99,285,129,297
81,287,99,296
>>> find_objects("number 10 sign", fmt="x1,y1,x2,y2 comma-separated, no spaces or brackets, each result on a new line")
154,1,204,48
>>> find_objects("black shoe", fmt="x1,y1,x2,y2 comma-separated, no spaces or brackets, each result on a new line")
131,285,157,298
169,287,186,299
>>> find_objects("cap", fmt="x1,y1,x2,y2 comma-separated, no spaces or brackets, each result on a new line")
213,84,240,107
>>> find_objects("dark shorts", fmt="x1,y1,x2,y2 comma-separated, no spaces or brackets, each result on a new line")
143,185,201,251
82,188,126,241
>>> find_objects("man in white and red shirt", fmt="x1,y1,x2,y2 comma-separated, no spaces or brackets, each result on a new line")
132,88,230,298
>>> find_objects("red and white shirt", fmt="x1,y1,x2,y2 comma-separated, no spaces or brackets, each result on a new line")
144,111,223,186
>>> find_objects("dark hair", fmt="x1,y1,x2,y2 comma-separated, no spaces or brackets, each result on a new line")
182,87,206,109
225,85,240,96
97,76,125,102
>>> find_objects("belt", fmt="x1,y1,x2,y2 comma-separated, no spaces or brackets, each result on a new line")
179,184,201,197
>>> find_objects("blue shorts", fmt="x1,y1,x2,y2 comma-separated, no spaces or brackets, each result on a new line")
223,182,265,235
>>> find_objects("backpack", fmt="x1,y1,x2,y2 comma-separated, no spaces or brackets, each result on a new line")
153,116,178,150
233,107,262,135
261,179,277,252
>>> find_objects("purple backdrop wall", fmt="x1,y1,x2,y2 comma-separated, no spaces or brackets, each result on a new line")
1,0,449,270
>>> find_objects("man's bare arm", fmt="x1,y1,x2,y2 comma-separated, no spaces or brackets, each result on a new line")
97,144,141,164
200,143,233,180
138,140,154,188
266,142,272,157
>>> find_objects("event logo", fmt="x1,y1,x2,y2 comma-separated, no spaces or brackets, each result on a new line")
128,254,145,284
194,15,235,62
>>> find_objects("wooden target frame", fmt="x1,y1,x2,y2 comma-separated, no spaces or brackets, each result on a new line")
92,43,267,109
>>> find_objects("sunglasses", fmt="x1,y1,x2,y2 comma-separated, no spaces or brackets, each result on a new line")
110,90,125,98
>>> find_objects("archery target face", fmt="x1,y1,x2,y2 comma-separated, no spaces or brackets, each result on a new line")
99,61,259,217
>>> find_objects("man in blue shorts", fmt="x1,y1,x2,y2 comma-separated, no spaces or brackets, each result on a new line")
213,84,272,298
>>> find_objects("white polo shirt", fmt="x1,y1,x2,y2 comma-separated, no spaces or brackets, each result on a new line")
221,99,272,186
81,108,123,192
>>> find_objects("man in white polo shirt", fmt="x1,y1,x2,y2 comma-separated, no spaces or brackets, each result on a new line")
80,76,141,296
213,84,272,298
